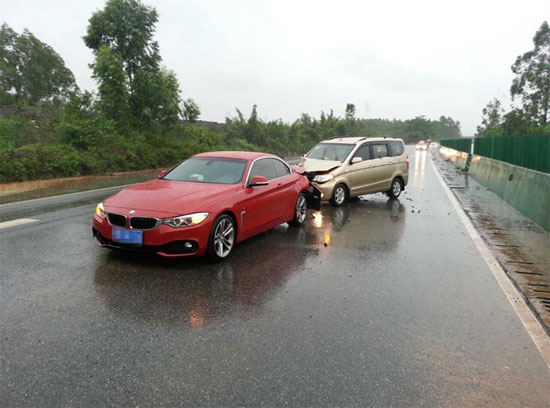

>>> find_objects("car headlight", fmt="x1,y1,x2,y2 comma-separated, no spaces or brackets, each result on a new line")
163,212,209,228
96,202,106,218
312,174,334,184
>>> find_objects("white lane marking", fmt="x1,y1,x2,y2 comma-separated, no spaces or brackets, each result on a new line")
431,159,550,368
0,218,39,230
0,183,133,208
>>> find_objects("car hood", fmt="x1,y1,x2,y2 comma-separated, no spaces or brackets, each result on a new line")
104,179,238,216
301,157,342,172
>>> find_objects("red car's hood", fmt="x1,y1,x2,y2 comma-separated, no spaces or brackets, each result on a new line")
104,179,238,216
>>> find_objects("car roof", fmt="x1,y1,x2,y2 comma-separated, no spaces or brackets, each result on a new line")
194,151,281,161
320,136,403,145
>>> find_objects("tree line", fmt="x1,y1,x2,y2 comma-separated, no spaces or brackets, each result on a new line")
2,0,463,182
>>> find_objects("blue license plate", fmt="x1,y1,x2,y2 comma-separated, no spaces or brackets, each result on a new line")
112,228,143,245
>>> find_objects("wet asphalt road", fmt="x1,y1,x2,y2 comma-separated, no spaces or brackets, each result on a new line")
1,149,549,407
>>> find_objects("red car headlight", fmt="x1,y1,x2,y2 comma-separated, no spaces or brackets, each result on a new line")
95,202,106,218
163,212,209,228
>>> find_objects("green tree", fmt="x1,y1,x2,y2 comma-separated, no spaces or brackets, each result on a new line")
183,98,201,123
91,45,128,121
476,98,504,137
345,103,356,120
84,0,181,124
510,21,550,126
437,116,461,139
0,23,76,108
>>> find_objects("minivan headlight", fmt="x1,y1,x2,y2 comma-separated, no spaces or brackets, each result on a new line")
96,202,106,218
312,174,334,184
163,212,209,228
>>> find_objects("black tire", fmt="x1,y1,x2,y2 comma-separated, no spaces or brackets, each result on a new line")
329,184,348,207
288,192,308,227
206,214,236,262
387,178,403,199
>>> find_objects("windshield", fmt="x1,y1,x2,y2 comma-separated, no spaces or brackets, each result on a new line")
163,157,247,184
306,143,355,162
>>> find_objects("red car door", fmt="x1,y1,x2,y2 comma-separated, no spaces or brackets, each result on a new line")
238,158,285,235
271,158,297,219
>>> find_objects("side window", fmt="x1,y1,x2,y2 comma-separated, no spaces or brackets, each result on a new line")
354,144,371,161
372,144,389,159
389,141,404,157
249,159,277,181
272,159,291,178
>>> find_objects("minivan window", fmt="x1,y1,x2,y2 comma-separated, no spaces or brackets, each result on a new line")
272,159,291,177
306,143,355,162
249,158,277,181
389,141,404,156
372,144,389,159
353,144,371,160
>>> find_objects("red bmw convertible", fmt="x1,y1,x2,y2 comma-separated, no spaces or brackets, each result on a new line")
93,151,318,261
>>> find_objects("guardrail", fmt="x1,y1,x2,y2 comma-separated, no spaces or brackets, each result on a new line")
441,135,550,174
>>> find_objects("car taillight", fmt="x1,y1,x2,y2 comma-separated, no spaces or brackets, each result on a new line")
406,154,409,169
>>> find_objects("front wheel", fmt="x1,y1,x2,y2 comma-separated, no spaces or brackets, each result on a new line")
329,184,348,207
387,178,403,199
206,214,236,262
288,192,307,227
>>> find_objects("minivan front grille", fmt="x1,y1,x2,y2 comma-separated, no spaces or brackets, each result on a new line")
130,217,159,230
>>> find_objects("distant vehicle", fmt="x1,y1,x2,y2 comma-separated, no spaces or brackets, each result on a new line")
416,140,428,151
300,137,409,206
93,152,315,261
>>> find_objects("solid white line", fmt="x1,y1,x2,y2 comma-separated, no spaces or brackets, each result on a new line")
0,218,39,230
431,158,550,368
0,183,133,208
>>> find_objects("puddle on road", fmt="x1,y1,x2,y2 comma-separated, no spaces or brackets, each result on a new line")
0,168,161,204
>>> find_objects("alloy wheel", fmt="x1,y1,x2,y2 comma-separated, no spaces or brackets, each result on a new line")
392,180,401,197
334,186,346,205
296,195,307,223
213,218,235,258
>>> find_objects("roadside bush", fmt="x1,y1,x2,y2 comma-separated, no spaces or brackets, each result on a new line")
0,145,85,182
61,117,117,149
0,119,13,150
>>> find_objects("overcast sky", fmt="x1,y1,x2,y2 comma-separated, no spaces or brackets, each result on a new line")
2,0,549,135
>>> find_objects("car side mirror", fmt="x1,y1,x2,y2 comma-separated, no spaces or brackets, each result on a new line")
158,169,167,178
351,157,362,164
249,176,269,187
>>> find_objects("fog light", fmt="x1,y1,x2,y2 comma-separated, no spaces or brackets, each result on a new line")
184,242,193,249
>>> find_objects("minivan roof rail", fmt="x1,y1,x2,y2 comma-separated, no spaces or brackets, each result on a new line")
326,136,368,141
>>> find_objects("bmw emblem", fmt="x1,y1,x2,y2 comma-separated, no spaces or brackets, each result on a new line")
129,210,136,215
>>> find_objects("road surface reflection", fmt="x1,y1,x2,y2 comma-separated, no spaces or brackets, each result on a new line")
94,195,406,328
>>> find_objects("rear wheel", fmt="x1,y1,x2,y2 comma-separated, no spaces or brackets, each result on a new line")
387,178,403,199
206,214,236,262
330,184,348,207
288,192,307,227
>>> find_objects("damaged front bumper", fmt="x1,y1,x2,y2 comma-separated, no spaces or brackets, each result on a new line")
305,184,322,211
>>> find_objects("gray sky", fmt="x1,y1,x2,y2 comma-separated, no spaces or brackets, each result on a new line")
2,0,549,135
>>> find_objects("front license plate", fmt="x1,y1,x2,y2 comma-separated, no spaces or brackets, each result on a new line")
112,228,143,245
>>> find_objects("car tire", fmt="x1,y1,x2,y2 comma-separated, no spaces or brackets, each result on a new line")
288,192,308,227
387,178,403,199
329,184,348,207
206,214,236,262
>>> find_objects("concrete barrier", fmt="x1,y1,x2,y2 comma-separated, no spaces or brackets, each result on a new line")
439,147,470,171
468,155,549,230
439,147,550,230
